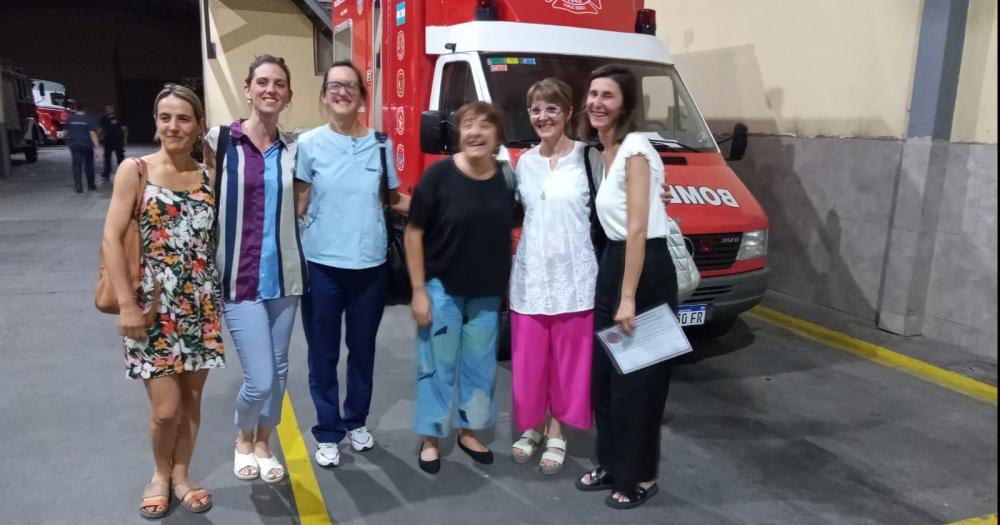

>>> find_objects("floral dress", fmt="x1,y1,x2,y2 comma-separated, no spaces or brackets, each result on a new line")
124,167,225,379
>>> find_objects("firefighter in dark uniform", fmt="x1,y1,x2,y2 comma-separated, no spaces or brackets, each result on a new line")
99,104,126,179
65,105,101,192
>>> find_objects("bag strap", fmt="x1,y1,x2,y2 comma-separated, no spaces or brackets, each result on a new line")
375,131,389,205
375,132,393,251
213,125,230,212
584,144,600,209
131,158,149,218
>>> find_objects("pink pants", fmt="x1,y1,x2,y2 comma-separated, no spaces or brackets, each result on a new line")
510,310,594,431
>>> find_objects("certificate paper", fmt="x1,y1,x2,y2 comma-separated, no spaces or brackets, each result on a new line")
595,304,693,374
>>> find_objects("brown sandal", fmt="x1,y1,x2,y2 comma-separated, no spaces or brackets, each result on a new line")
139,480,170,519
173,480,213,513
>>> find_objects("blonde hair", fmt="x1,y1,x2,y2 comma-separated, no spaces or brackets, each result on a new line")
151,84,205,157
526,77,573,134
152,84,205,123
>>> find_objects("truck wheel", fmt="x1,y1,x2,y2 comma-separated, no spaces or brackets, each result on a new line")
497,309,512,361
24,146,38,163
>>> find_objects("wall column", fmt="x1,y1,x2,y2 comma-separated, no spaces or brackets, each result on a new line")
877,0,969,335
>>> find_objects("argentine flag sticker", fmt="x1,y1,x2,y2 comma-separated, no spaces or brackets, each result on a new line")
396,2,406,26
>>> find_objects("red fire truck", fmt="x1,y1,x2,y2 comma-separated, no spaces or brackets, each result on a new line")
334,0,769,336
1,59,40,163
32,79,73,144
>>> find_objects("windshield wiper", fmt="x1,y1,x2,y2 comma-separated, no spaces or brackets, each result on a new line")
646,138,702,153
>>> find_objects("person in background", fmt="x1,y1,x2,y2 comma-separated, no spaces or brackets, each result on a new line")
102,84,223,519
574,65,677,509
203,54,306,485
100,103,127,180
508,78,598,476
295,60,408,468
65,104,100,192
406,101,516,474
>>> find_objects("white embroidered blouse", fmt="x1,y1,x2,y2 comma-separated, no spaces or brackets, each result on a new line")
509,141,600,315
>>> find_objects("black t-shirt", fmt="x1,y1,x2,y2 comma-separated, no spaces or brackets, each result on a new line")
99,113,124,144
409,157,516,298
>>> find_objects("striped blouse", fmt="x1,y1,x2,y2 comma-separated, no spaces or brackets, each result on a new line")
205,121,306,302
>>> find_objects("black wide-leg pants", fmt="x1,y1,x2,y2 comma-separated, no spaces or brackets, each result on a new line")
592,238,678,494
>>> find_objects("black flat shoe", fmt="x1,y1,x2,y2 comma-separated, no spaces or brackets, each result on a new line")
605,483,659,509
457,436,494,465
575,466,614,491
418,443,440,474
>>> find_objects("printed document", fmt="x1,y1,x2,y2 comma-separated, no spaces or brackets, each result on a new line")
595,304,693,374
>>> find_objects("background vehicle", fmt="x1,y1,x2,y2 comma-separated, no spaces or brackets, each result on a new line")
1,58,40,163
336,0,769,344
32,79,72,144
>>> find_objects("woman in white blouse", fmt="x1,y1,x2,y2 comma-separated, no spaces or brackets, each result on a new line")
509,78,599,476
573,65,676,509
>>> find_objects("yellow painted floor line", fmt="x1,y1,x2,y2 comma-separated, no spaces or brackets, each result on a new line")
276,392,333,525
946,513,998,524
748,306,998,406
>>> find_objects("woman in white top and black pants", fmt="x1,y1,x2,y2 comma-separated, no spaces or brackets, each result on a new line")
574,65,676,509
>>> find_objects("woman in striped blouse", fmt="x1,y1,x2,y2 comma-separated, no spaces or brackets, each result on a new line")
203,55,307,484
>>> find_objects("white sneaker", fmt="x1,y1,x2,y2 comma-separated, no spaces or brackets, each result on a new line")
315,442,341,467
348,427,375,452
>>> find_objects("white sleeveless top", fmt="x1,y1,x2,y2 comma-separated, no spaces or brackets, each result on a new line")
595,133,669,241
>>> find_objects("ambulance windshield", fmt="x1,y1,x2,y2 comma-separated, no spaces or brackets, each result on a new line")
482,54,716,152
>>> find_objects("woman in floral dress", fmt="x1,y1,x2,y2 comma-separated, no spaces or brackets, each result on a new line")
101,84,223,519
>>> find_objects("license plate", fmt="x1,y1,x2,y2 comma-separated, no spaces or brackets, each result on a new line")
678,304,707,326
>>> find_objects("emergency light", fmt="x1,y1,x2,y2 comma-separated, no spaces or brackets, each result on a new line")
635,9,656,35
475,0,498,21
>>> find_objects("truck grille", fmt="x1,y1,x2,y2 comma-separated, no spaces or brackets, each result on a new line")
686,233,742,271
684,284,735,306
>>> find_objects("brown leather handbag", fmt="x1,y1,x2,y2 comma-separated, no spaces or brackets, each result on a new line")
95,158,159,320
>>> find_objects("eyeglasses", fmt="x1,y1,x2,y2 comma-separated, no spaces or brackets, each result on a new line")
528,105,564,118
324,81,361,94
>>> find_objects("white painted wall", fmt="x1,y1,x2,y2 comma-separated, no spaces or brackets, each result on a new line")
202,0,326,131
648,0,924,139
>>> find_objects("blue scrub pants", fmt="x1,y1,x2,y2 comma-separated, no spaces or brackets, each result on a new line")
302,261,388,444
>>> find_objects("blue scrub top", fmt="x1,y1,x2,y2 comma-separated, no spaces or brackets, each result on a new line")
295,126,399,270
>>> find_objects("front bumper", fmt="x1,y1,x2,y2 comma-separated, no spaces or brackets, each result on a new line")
682,267,770,321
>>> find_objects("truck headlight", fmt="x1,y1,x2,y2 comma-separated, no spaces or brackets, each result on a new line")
736,229,767,260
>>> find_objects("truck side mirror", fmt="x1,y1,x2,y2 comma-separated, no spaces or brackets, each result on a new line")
37,82,46,96
420,110,453,154
728,123,749,161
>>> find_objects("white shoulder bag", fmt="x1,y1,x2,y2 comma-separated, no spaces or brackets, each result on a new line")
668,217,700,303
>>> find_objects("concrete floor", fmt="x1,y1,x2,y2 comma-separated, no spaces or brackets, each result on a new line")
0,146,996,525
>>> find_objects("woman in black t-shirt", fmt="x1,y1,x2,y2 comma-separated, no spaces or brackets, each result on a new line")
404,102,516,474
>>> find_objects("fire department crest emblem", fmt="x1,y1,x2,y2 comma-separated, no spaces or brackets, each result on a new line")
545,0,602,15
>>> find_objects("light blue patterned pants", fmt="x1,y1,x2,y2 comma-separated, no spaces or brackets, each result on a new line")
413,279,500,438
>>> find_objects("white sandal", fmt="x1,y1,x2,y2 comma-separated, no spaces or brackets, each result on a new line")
234,447,259,480
511,429,544,464
256,455,285,484
539,437,567,476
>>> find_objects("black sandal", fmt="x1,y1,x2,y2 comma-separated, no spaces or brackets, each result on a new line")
575,466,614,492
605,483,659,509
